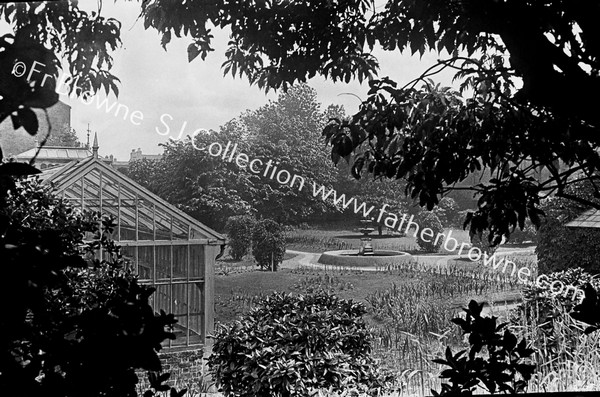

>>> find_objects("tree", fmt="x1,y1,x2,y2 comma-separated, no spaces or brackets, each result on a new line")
128,134,255,231
222,84,338,224
252,219,286,271
225,215,256,261
129,85,344,229
433,197,460,228
139,1,600,246
416,211,444,253
45,127,81,147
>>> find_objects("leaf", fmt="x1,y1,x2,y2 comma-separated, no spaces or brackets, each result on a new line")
0,162,41,176
23,86,59,109
188,43,201,62
15,107,39,135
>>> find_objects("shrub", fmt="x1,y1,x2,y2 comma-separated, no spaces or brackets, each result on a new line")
433,300,536,396
507,219,538,244
433,197,460,228
207,291,389,397
0,176,179,397
252,218,286,271
469,231,498,257
536,181,600,275
416,211,444,253
225,215,256,260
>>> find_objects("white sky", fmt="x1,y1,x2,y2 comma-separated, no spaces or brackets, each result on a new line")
36,2,458,160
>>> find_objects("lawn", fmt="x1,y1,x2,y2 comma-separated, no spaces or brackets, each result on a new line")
213,224,555,394
213,261,524,394
214,264,522,324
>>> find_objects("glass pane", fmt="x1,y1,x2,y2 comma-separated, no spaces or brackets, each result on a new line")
120,246,138,275
138,246,154,282
188,313,203,346
171,315,188,347
190,245,205,279
173,245,188,281
154,208,172,240
190,227,208,240
172,217,189,240
156,246,171,282
154,284,172,315
137,199,153,240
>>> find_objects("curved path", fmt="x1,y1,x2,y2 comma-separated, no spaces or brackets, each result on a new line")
283,247,535,273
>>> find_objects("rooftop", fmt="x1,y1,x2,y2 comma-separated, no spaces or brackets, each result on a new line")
15,146,92,160
565,208,600,229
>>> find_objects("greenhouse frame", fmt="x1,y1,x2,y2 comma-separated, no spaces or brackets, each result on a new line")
40,152,226,350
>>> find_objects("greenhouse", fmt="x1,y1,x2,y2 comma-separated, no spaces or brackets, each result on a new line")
39,146,226,350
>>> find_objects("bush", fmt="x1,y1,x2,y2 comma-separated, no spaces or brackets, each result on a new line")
252,219,286,271
0,176,179,397
507,219,538,244
433,300,535,396
225,215,256,260
416,211,444,253
469,232,498,257
536,181,600,275
511,268,599,368
433,197,460,228
207,291,389,397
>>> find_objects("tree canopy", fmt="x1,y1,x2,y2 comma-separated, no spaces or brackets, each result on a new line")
139,0,600,245
129,85,332,228
0,1,120,147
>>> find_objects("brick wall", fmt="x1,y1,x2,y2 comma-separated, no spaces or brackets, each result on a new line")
137,348,217,394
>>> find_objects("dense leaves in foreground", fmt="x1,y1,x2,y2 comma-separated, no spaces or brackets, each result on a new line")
433,300,536,396
207,291,390,397
0,175,181,397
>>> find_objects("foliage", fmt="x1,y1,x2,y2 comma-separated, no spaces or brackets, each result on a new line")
225,215,256,261
432,301,536,396
140,0,600,245
129,85,346,228
127,157,164,189
223,84,338,224
45,127,82,147
513,268,598,365
571,283,600,335
416,211,443,253
433,197,460,228
128,133,255,231
252,219,286,271
0,175,182,397
469,232,498,258
0,2,120,139
506,220,537,244
207,291,389,397
536,180,600,275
